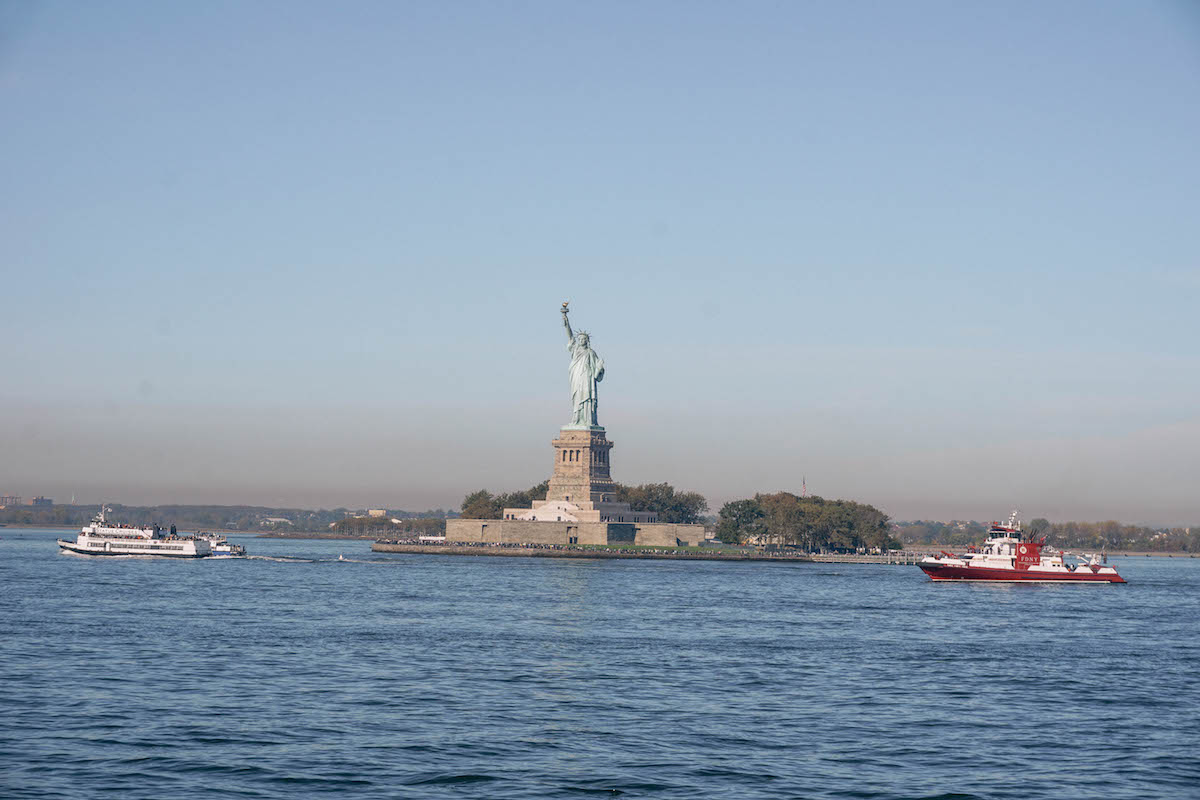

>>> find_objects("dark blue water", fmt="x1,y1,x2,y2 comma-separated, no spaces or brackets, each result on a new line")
2,529,1197,799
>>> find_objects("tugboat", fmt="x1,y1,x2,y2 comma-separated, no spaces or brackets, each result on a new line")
58,506,213,558
918,511,1126,583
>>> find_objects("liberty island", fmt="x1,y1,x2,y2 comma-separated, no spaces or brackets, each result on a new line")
434,303,704,548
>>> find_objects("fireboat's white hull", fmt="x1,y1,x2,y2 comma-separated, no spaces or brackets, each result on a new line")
919,562,1126,583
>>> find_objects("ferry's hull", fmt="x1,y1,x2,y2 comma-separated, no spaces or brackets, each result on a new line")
919,563,1125,583
57,540,210,558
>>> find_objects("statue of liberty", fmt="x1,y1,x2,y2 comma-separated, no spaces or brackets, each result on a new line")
561,302,604,427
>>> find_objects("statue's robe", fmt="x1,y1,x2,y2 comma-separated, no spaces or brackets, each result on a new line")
567,337,605,426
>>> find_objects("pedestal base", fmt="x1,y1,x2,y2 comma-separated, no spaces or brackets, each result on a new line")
447,518,706,547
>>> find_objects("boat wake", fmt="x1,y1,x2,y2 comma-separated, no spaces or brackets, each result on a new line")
242,555,402,565
243,555,317,563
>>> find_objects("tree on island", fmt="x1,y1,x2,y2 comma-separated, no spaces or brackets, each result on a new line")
460,490,499,520
613,482,708,524
461,481,552,519
715,499,766,544
715,492,897,551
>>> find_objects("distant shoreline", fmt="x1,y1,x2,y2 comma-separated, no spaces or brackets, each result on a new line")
1111,551,1200,558
254,531,377,540
0,524,370,539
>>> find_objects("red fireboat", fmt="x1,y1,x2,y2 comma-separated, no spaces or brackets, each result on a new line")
918,512,1126,583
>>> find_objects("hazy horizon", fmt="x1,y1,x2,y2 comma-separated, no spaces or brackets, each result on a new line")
3,2,1199,527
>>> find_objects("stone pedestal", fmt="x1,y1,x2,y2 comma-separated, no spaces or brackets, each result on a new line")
546,427,615,505
502,425,657,524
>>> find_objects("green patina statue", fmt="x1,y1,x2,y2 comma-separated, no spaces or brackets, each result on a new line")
561,302,604,428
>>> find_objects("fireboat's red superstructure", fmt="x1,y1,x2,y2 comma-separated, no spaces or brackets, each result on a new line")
918,512,1126,583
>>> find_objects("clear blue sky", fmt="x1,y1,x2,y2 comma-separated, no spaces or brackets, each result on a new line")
3,1,1198,523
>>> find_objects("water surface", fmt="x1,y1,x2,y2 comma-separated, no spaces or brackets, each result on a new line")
2,529,1197,798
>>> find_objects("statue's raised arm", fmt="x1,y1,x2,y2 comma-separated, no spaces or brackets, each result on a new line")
561,302,574,341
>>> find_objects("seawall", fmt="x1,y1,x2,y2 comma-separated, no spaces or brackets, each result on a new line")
372,542,815,562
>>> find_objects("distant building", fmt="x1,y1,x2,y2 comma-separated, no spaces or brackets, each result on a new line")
0,496,21,509
31,496,53,507
259,517,294,526
367,509,387,518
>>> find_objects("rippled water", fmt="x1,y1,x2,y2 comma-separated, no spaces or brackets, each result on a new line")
2,529,1198,799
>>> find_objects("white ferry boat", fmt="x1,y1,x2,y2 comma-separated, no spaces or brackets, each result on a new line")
58,507,213,558
196,532,246,556
918,511,1126,583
